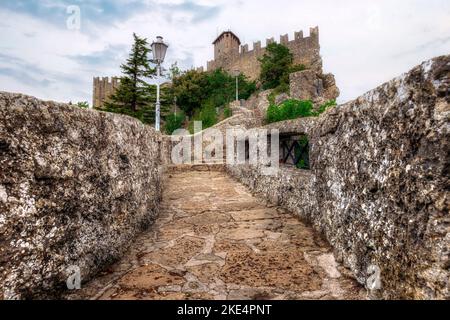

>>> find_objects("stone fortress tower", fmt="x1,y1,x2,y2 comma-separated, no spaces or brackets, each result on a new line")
213,31,241,61
206,26,339,104
207,27,324,81
92,77,121,109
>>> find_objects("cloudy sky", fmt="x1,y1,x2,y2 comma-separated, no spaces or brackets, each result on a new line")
0,0,449,104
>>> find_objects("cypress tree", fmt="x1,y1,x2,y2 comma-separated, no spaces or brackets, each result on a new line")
104,33,155,121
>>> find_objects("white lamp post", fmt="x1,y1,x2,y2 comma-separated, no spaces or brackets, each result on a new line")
151,36,169,131
233,69,240,103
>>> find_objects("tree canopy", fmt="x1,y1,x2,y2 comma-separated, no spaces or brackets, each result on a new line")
259,43,305,92
172,68,256,118
103,33,171,125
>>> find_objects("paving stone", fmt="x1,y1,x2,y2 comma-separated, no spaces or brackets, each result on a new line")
67,170,364,300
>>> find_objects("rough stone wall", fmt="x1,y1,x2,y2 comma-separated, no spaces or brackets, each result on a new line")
244,90,273,120
227,55,449,299
0,93,163,299
290,70,340,105
93,77,120,109
207,27,322,81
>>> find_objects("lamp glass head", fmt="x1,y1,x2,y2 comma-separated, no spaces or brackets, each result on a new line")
151,36,168,64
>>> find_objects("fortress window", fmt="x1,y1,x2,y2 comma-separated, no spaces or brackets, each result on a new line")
245,139,250,162
280,134,310,170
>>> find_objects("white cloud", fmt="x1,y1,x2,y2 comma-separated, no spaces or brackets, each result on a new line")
0,0,449,104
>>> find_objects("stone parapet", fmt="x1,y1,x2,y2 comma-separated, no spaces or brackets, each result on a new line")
0,93,164,299
227,55,450,299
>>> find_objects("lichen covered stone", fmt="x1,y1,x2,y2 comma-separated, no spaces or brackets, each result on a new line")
228,55,449,299
0,94,163,299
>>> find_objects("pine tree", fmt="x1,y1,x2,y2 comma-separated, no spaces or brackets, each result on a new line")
139,84,172,125
104,33,155,120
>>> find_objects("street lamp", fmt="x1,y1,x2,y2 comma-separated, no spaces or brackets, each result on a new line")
151,36,169,131
233,69,240,103
173,96,177,116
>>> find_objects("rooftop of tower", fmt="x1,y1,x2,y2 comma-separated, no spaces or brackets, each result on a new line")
212,30,241,45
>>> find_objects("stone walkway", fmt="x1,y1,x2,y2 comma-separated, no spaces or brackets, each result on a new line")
68,166,364,300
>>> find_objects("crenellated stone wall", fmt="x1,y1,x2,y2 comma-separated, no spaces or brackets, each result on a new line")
227,55,450,299
207,27,323,81
0,93,164,299
92,77,121,109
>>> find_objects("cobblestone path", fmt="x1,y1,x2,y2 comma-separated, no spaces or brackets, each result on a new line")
69,166,364,300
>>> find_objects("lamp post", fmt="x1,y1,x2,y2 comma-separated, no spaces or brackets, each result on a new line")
173,96,177,116
234,69,240,103
151,36,169,132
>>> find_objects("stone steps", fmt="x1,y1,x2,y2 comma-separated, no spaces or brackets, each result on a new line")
166,163,226,173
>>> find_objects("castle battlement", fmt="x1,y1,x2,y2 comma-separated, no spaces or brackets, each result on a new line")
93,77,121,109
93,76,121,85
206,27,321,80
242,26,319,53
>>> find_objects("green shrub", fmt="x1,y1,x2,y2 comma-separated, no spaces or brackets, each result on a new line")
198,101,217,129
289,64,306,73
164,112,185,135
266,99,314,123
266,99,337,123
224,107,232,118
172,70,207,117
282,100,313,119
76,101,89,109
188,101,218,133
314,99,337,116
266,104,280,123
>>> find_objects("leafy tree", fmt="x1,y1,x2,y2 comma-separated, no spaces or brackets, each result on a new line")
168,62,181,80
76,101,89,109
259,43,293,90
172,68,256,119
104,33,156,120
172,69,207,117
259,43,306,93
